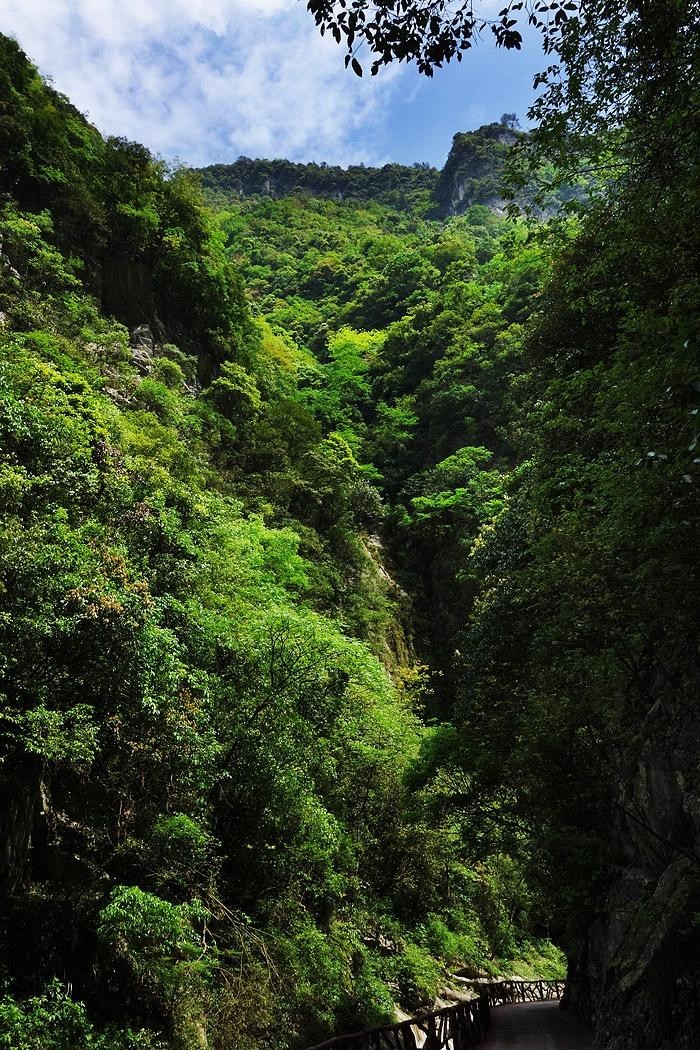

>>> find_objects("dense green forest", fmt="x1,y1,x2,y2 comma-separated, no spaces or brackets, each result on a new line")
0,3,699,1047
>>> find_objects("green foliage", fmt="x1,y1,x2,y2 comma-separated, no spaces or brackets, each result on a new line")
0,981,163,1050
1,703,98,769
151,357,185,390
405,446,506,538
98,886,211,980
9,21,689,1049
301,327,379,436
390,943,442,1012
0,91,449,1042
205,360,262,419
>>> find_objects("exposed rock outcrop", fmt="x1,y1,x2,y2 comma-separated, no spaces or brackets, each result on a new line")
130,323,157,372
567,693,700,1049
434,123,520,215
101,257,157,330
197,156,439,208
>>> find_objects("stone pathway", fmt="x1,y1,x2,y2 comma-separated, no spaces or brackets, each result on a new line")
481,1001,593,1049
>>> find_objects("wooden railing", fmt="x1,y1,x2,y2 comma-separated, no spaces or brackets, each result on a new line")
486,979,566,1006
305,980,565,1050
305,995,490,1050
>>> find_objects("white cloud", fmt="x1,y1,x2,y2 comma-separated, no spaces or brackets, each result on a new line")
0,0,402,166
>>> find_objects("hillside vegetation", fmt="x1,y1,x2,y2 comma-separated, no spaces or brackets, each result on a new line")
1,17,699,1050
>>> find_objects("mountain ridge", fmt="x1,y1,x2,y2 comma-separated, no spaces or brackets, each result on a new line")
196,122,519,215
196,121,582,217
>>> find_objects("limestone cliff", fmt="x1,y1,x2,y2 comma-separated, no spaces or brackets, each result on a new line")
197,156,439,208
434,123,520,214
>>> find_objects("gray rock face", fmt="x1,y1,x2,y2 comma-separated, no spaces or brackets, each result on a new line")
130,324,156,372
434,122,587,217
130,323,155,349
568,698,700,1049
102,257,156,329
434,123,520,216
0,771,38,897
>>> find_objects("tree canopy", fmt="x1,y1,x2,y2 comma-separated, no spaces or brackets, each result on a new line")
305,0,539,76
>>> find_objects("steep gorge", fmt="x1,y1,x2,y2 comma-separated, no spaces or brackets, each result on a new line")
0,28,699,1050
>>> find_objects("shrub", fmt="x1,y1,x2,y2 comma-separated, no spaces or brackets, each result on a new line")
0,980,164,1050
391,942,441,1012
151,357,185,390
134,378,180,420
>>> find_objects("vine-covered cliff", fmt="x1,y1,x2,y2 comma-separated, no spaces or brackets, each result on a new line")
198,156,439,210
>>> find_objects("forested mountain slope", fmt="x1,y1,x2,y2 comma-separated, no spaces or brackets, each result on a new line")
0,34,563,1050
209,117,700,1047
1,17,699,1050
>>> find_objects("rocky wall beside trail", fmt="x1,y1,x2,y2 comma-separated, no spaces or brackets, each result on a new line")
567,695,700,1049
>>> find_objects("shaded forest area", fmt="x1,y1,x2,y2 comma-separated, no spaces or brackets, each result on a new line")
0,5,699,1048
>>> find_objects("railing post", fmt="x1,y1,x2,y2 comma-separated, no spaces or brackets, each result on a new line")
303,978,568,1050
423,1014,438,1050
400,1020,418,1050
480,990,490,1035
449,1004,458,1050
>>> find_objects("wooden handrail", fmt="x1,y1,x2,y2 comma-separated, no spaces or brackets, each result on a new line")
304,979,565,1050
485,979,566,1007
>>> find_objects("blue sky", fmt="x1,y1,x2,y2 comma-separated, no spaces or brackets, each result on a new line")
1,0,547,169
